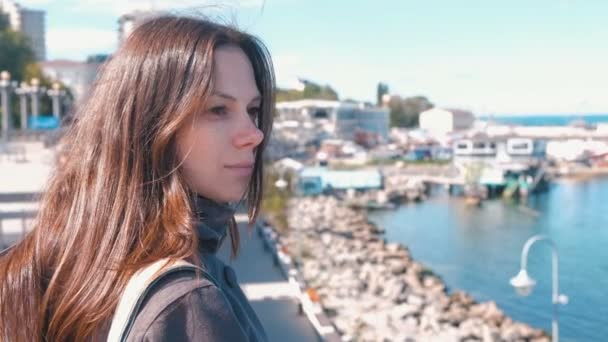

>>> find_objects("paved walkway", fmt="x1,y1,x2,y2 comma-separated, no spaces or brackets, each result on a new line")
0,145,52,249
218,215,320,342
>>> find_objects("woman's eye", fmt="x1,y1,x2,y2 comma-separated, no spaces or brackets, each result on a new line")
248,107,261,117
209,106,228,115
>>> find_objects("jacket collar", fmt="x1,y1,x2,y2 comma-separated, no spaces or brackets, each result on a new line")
195,196,235,254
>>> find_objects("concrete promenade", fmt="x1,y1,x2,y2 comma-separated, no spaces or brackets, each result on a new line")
218,215,319,342
0,143,51,249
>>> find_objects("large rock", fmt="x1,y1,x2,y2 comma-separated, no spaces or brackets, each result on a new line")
441,304,468,325
390,303,419,320
469,301,505,327
450,290,476,307
388,259,408,275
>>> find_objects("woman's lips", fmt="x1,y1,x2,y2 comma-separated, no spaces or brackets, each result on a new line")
224,163,254,176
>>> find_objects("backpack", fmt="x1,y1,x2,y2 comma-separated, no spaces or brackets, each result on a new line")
106,259,219,342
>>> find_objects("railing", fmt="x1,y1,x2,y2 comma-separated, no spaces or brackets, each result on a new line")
530,163,547,191
0,192,39,251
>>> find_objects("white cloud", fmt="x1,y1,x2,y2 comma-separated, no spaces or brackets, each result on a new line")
47,28,116,60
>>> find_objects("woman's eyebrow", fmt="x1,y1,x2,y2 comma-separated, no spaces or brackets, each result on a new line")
212,92,261,103
250,96,262,103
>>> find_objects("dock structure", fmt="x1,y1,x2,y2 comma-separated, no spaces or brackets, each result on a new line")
414,174,466,186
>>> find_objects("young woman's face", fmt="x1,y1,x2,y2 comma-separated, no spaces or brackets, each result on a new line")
176,45,264,203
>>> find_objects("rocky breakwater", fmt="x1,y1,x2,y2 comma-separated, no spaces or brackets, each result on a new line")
284,196,549,341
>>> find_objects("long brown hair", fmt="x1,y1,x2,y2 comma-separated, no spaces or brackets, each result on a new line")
0,15,274,341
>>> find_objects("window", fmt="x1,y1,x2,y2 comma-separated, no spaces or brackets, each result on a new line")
512,143,529,150
314,109,328,118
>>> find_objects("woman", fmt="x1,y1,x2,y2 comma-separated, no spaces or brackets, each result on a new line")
0,15,274,341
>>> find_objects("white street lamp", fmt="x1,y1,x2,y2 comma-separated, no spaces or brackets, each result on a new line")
274,163,289,190
275,177,288,189
510,235,568,342
29,78,47,120
31,78,39,119
15,82,30,131
0,71,12,140
47,82,66,119
510,269,536,297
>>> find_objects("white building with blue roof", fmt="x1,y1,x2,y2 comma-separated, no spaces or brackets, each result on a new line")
297,167,383,196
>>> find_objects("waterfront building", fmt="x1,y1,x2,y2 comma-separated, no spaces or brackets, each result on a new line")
275,99,390,143
419,108,475,136
267,118,330,161
297,167,383,196
0,0,46,60
453,134,546,166
389,127,410,145
316,139,368,165
483,122,608,140
335,104,389,143
452,133,548,195
546,139,608,162
275,99,340,122
472,122,608,162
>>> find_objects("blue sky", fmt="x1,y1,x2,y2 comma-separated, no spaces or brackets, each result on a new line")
16,0,608,114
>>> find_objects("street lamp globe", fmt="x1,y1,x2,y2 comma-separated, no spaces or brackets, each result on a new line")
0,71,10,81
275,177,288,190
510,269,536,297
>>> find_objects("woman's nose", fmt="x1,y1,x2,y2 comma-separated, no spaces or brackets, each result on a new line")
232,111,264,149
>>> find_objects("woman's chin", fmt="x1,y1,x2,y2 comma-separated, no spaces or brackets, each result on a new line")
201,190,246,205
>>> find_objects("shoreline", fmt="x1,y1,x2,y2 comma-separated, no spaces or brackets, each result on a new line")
548,166,608,181
279,196,549,341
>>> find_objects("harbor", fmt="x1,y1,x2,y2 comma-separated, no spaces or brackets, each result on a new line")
266,161,608,341
266,108,608,341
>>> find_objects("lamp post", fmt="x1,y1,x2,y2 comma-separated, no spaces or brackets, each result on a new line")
29,78,47,120
275,171,288,190
510,235,568,342
47,82,65,120
15,82,30,131
0,71,12,141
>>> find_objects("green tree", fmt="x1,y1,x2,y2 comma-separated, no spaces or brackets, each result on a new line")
23,63,73,117
276,79,339,103
261,168,293,233
389,95,434,128
0,13,9,30
0,23,35,82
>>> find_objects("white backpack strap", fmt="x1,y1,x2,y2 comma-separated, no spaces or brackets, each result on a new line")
107,258,200,342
